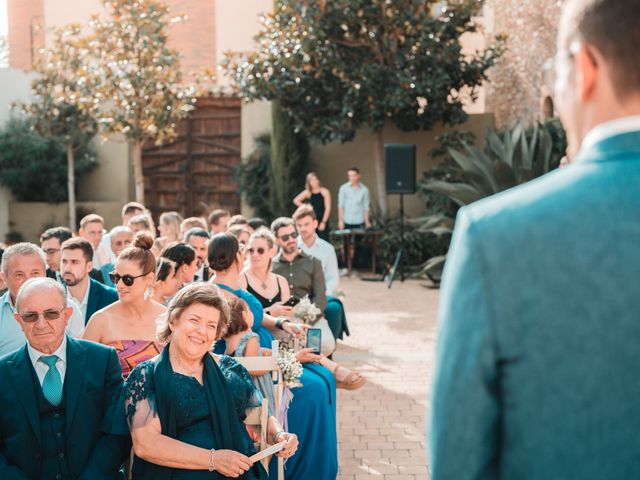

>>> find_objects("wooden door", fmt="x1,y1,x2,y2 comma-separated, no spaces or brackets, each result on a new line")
142,97,241,220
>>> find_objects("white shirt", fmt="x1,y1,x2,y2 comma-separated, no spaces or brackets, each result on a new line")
67,280,91,322
27,335,67,386
298,235,340,296
580,115,640,157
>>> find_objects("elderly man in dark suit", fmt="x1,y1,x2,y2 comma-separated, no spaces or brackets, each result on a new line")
60,238,118,325
0,277,129,479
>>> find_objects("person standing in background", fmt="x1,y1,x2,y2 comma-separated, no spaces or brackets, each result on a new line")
294,172,332,241
338,167,371,230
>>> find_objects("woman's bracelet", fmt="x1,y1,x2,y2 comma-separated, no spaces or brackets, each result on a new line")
275,318,289,330
208,448,216,471
272,430,286,444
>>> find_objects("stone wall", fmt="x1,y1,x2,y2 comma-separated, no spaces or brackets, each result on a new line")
484,0,564,128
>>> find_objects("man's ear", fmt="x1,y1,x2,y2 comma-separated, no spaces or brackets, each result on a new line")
576,45,599,102
86,260,94,274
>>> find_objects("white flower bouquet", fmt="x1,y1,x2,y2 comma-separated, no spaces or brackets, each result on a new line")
277,345,303,388
292,295,322,325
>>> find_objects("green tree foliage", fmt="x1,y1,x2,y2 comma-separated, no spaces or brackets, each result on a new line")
18,24,99,229
89,0,195,203
224,0,505,215
0,118,96,202
270,103,310,218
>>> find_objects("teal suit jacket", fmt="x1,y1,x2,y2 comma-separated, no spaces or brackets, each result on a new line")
0,337,130,479
430,130,640,479
86,278,118,325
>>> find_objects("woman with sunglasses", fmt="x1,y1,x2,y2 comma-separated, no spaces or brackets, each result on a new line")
240,229,365,390
83,232,165,379
209,232,338,480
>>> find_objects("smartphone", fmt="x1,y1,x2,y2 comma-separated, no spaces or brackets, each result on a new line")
306,328,322,354
282,296,300,307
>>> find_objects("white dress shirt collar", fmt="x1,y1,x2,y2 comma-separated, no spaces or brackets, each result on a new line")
580,115,640,157
27,335,68,385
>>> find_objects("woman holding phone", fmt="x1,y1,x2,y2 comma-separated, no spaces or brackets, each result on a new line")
239,228,366,390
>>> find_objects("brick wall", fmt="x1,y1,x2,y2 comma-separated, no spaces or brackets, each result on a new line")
7,0,44,70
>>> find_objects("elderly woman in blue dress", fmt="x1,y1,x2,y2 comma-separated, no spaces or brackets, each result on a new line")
121,283,298,479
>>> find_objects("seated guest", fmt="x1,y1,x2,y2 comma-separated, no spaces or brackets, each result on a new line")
151,258,182,306
101,225,134,287
208,234,338,480
99,202,147,267
228,225,253,250
120,283,297,479
161,242,199,288
61,238,118,325
228,214,249,229
180,217,208,237
40,226,73,282
83,233,165,379
270,218,336,355
241,228,364,389
293,205,350,340
248,217,269,231
0,243,85,356
128,214,159,256
155,211,183,252
78,214,112,269
121,202,147,226
0,277,131,478
184,228,211,282
208,209,230,235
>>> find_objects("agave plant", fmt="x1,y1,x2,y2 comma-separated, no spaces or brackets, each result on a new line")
417,119,566,282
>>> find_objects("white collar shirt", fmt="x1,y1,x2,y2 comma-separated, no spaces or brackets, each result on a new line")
298,235,340,296
579,115,640,158
27,335,67,386
67,280,91,322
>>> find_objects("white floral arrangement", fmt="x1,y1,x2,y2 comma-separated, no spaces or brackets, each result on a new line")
277,346,303,388
292,295,322,325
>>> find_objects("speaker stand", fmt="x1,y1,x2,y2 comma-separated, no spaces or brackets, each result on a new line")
386,193,406,288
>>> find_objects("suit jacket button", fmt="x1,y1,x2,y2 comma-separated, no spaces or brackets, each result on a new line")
58,452,65,458
56,475,62,479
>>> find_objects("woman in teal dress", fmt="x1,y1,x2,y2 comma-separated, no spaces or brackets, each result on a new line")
120,283,298,479
208,233,338,480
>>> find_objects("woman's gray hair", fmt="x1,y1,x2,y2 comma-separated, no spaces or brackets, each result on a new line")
157,283,230,344
1,243,46,275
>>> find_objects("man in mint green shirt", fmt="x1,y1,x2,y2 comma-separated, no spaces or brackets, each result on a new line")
430,1,640,478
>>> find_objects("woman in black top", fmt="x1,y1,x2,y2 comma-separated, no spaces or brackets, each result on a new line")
293,172,331,241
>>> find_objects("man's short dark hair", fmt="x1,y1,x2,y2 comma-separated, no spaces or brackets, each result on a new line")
248,217,269,230
348,167,360,174
293,204,317,222
208,209,230,226
61,237,94,263
271,217,295,237
184,228,210,242
40,227,73,244
565,0,640,98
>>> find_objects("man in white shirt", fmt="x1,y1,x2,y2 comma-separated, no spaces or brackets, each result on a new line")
293,205,350,340
184,228,211,282
0,243,84,356
78,214,111,269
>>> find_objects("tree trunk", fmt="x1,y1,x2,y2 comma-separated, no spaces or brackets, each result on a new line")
131,141,145,204
270,102,286,217
66,143,76,231
373,129,388,218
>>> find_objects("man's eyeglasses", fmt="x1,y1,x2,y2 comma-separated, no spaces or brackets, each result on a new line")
278,231,299,242
109,271,151,286
19,307,66,323
248,247,266,255
43,248,60,256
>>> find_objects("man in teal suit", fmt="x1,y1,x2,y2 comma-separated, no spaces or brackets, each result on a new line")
0,277,130,479
430,0,640,478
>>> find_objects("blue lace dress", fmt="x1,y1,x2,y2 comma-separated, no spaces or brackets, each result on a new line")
123,355,263,479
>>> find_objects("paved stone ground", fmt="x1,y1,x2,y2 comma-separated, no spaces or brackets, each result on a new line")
331,276,440,480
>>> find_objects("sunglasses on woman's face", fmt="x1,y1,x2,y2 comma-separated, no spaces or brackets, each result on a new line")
19,307,66,323
109,271,150,287
248,247,266,256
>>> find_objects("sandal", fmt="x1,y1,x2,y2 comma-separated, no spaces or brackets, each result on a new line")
333,365,367,391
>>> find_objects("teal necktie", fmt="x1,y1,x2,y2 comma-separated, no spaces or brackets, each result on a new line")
40,355,63,406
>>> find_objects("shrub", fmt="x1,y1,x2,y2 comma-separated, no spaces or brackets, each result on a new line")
0,117,97,202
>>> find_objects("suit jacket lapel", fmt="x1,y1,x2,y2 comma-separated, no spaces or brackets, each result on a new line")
7,346,42,445
85,279,99,325
65,337,88,433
